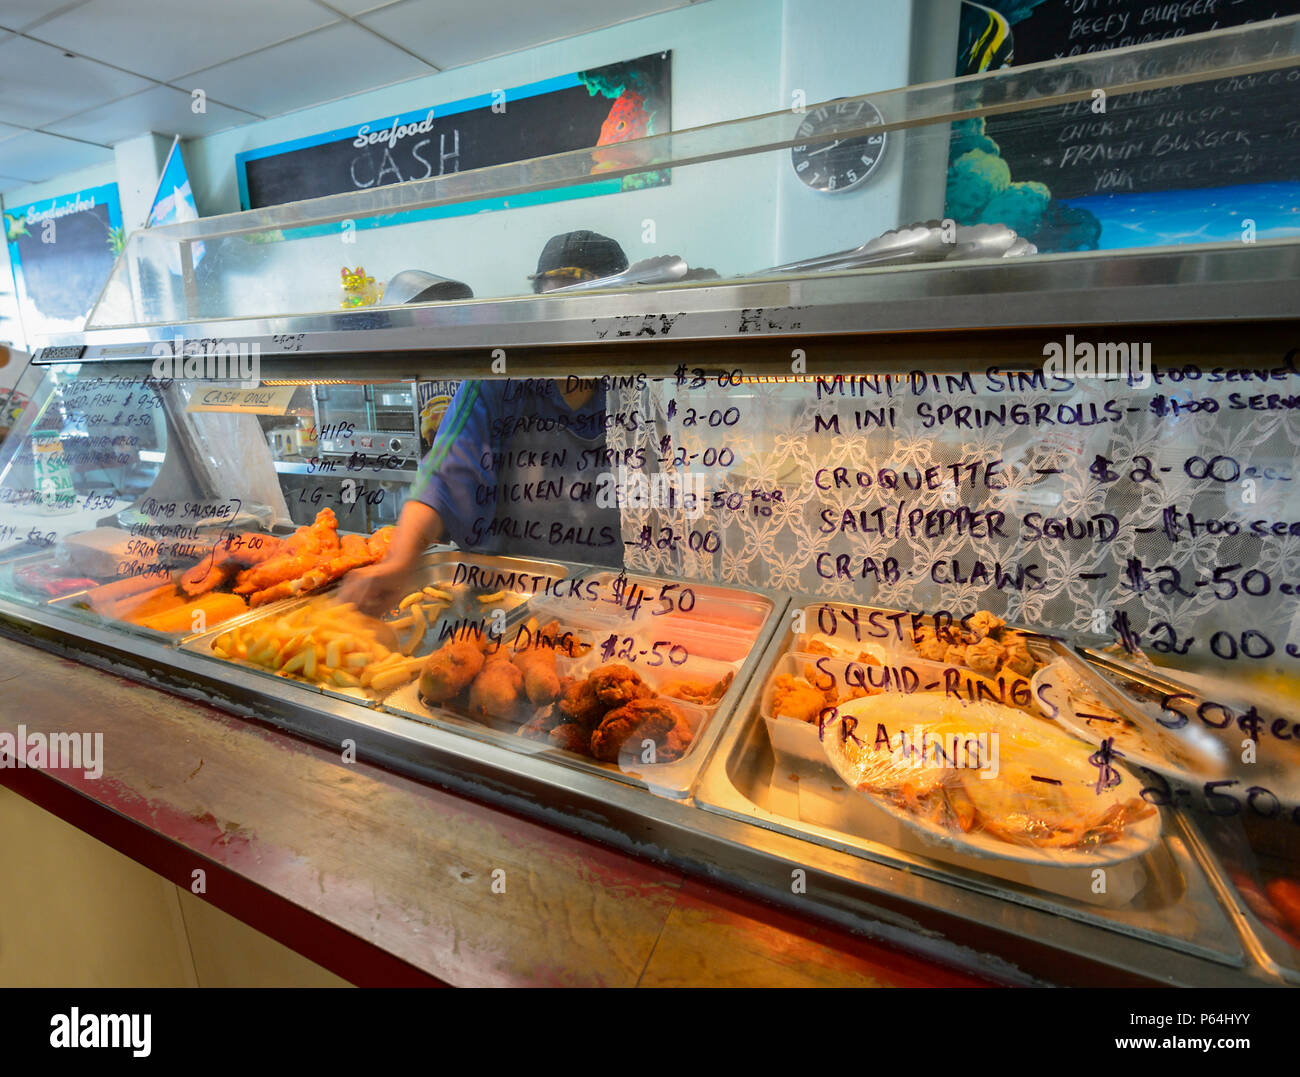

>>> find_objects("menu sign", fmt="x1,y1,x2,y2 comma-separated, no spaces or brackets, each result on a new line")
948,1,1300,251
236,52,671,218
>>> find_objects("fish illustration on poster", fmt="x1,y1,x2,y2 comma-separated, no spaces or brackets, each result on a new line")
236,51,671,226
948,1,1300,251
4,183,124,341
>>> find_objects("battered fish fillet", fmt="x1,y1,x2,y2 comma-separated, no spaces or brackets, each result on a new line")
590,698,693,763
234,509,340,595
217,532,284,567
178,557,233,597
468,654,524,721
419,638,487,703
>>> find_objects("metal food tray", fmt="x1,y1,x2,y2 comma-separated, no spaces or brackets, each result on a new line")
692,601,1248,965
379,549,567,652
0,550,93,604
179,551,570,705
49,574,289,647
380,565,786,800
1178,814,1300,986
180,593,382,707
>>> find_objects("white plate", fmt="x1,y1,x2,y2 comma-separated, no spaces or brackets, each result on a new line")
821,693,1162,869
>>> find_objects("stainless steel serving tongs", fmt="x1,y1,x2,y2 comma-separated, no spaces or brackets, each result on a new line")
1033,636,1232,773
547,254,688,292
749,220,1037,277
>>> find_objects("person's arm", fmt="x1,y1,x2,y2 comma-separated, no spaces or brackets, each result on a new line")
338,500,444,613
408,380,497,549
340,381,497,613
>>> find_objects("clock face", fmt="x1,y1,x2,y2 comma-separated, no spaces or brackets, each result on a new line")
790,100,887,194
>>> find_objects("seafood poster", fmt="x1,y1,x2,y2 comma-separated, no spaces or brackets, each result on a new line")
947,1,1300,252
236,51,671,217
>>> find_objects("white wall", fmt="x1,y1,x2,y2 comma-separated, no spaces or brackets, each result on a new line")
173,0,790,320
773,0,960,263
7,0,949,331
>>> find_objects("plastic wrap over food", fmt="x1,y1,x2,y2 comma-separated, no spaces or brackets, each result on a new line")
820,692,1157,856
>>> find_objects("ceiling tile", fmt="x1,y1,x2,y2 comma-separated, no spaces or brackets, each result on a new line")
311,0,402,15
44,85,257,144
0,35,153,129
0,0,88,33
359,0,687,68
185,21,432,116
35,0,338,82
0,130,113,183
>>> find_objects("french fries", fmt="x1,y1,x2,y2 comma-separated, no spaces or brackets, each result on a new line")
359,653,426,691
212,598,402,693
388,588,449,655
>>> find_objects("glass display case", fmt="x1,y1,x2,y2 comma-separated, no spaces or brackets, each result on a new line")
2,20,1300,985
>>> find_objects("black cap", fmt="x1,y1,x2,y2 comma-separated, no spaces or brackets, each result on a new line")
530,230,627,292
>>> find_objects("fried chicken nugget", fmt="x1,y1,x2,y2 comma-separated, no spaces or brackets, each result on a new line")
468,653,524,721
547,723,592,754
590,664,652,707
770,674,833,723
590,698,693,763
557,664,650,728
419,638,487,703
510,620,563,705
556,675,604,728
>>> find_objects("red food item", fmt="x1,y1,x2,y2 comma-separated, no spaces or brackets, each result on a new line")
14,564,100,597
1234,876,1283,927
1265,878,1300,935
1263,920,1300,953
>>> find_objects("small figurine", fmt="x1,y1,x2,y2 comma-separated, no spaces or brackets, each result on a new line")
340,266,380,308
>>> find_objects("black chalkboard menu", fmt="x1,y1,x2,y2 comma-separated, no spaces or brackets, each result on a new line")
949,2,1300,251
237,52,671,211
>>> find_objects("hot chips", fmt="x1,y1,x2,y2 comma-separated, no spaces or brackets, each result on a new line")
212,598,402,693
402,604,426,656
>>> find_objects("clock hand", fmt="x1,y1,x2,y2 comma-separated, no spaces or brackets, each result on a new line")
804,139,842,157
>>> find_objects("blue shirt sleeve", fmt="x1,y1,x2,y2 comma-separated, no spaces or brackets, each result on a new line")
410,380,496,549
